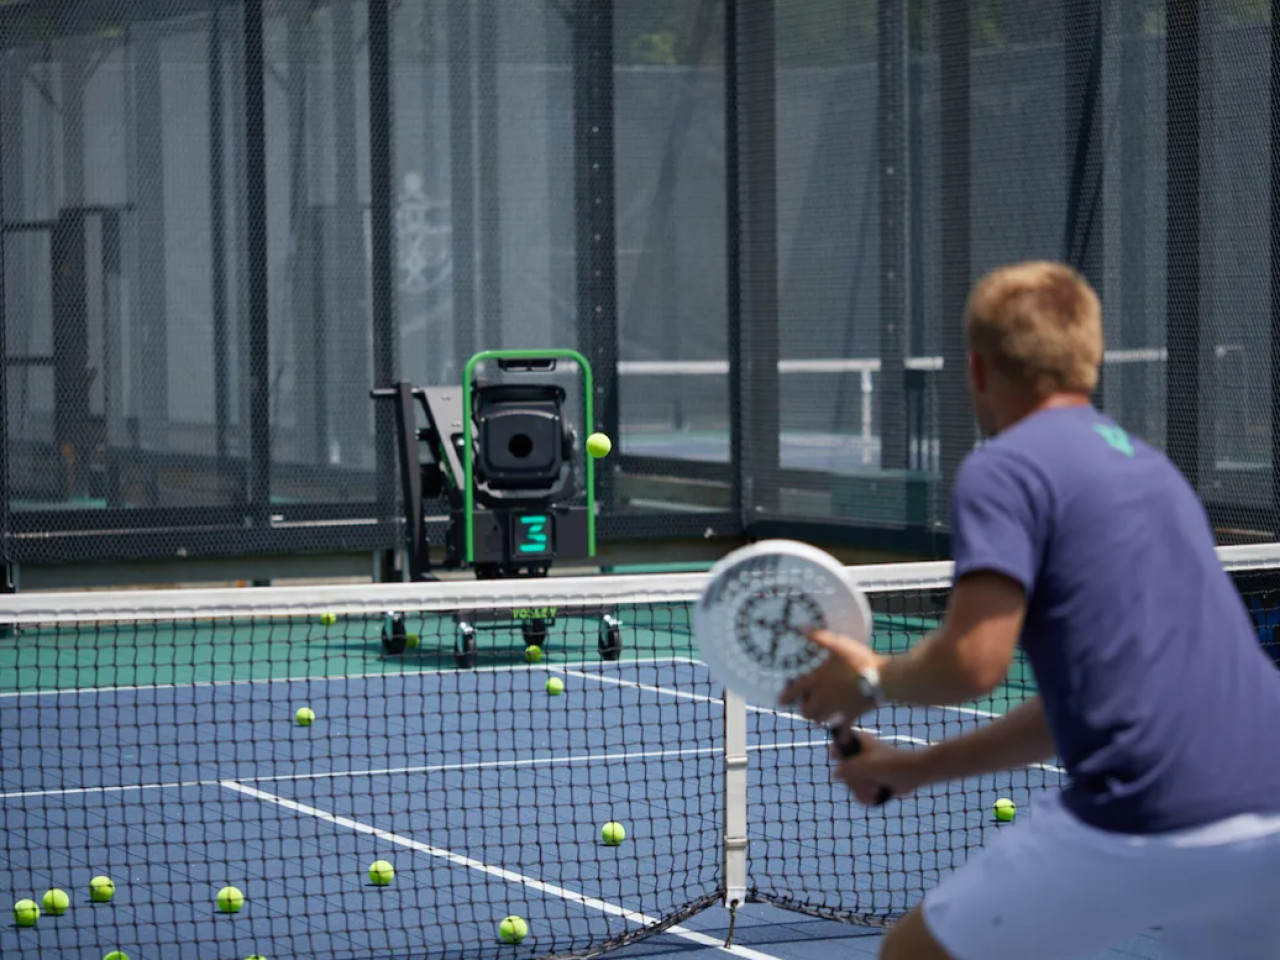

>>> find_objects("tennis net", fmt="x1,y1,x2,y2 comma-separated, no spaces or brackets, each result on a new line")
1,545,1278,959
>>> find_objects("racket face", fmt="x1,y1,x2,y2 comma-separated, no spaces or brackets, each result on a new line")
695,540,872,705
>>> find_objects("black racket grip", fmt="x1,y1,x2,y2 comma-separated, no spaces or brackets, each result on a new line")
830,726,892,806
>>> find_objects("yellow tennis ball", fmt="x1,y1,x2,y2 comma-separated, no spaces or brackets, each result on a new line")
369,860,394,886
546,677,565,696
295,707,315,727
601,821,626,845
525,644,543,663
586,433,612,458
244,955,268,960
89,876,115,902
103,953,130,960
405,632,419,650
41,889,69,915
499,915,529,944
216,885,244,913
13,899,39,927
994,797,1017,822
319,612,337,625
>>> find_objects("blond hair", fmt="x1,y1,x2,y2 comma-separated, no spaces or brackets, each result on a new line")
965,261,1103,395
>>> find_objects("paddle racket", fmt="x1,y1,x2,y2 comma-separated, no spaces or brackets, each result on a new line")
694,539,892,804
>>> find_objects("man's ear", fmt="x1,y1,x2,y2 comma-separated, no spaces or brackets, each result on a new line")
968,351,987,394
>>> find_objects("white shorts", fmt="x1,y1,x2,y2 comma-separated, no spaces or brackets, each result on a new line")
923,792,1280,960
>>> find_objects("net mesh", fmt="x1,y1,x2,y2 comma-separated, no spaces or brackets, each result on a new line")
2,548,1279,958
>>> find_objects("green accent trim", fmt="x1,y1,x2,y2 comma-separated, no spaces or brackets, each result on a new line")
1092,424,1135,457
462,350,596,563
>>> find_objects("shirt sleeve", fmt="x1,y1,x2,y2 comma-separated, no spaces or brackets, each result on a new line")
950,448,1048,591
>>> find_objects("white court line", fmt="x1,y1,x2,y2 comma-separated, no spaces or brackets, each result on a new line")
0,739,859,802
0,656,696,700
549,670,1062,774
552,667,856,730
221,780,788,960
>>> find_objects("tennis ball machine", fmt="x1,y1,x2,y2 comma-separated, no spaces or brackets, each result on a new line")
371,350,620,667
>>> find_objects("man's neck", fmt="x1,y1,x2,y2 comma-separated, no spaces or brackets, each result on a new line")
996,391,1091,433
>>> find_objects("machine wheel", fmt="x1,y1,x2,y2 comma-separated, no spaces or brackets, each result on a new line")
598,615,622,661
521,618,548,651
455,623,478,669
382,612,407,655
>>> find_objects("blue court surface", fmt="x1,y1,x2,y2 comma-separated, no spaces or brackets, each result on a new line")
0,658,1165,960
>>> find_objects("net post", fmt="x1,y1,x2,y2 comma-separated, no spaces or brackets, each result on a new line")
722,687,749,917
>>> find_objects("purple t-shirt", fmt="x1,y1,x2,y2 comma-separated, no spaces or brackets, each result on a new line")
951,405,1280,834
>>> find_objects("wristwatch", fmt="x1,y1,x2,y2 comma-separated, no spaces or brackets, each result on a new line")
856,665,885,706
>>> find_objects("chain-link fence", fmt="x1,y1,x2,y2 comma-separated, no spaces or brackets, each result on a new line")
1,0,1277,574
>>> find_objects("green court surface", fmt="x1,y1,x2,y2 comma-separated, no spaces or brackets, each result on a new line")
0,605,1033,714
0,605,698,694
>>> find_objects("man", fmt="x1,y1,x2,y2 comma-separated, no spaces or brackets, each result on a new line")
781,261,1280,960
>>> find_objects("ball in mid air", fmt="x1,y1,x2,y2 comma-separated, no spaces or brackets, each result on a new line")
585,433,612,459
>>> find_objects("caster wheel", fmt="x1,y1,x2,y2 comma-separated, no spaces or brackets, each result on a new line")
382,611,407,655
598,615,622,662
455,623,478,669
522,618,548,650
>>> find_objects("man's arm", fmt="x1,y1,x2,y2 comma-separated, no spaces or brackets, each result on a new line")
834,696,1055,803
919,695,1055,779
879,570,1026,706
782,570,1028,721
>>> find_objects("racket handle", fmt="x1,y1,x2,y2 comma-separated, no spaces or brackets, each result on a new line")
830,726,892,806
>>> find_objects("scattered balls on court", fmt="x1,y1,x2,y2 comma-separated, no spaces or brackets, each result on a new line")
369,860,395,886
546,677,565,696
994,797,1017,822
295,706,316,727
600,821,626,846
89,876,115,902
405,632,420,650
499,915,529,944
319,611,337,625
13,898,39,927
525,644,543,663
216,885,245,913
102,952,130,960
41,888,70,915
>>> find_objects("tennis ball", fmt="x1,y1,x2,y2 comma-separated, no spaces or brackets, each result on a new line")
216,885,245,913
525,644,543,663
600,821,626,846
244,955,268,960
89,876,115,902
41,888,70,915
586,433,612,459
103,953,130,960
295,706,316,727
546,677,565,696
994,797,1017,822
499,915,529,944
320,611,337,625
405,632,420,650
369,860,395,886
13,898,39,927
